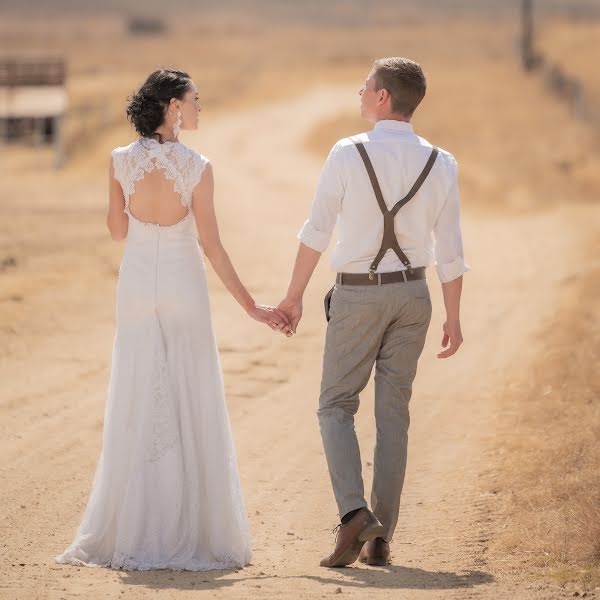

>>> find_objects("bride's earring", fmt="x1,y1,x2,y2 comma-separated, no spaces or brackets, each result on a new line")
173,109,182,137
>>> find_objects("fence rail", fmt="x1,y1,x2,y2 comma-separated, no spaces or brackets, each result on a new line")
0,59,66,87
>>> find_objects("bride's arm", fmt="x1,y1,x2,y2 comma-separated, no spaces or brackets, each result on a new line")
107,157,129,241
192,163,291,333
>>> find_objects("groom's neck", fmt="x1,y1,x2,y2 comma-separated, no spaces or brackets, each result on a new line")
375,113,411,123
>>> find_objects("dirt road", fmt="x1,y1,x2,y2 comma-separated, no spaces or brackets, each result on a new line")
0,85,587,599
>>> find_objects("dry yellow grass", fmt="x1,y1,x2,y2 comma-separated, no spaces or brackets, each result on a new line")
483,227,600,591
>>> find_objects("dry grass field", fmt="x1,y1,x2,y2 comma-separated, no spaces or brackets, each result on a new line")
486,231,600,591
1,3,599,598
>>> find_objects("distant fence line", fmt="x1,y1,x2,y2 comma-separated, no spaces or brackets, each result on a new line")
519,0,600,129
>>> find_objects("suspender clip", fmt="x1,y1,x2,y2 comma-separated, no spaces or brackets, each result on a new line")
368,269,375,281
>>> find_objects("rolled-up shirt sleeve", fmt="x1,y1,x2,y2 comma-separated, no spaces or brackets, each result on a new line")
297,142,345,252
433,157,471,283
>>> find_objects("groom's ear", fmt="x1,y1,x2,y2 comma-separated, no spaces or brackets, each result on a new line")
378,87,390,106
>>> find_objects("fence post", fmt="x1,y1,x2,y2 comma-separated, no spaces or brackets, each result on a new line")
571,80,586,120
54,114,65,169
521,0,536,70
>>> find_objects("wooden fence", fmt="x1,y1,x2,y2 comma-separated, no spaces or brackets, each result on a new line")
0,58,65,87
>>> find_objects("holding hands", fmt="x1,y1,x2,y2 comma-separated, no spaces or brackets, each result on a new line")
245,295,303,338
276,296,302,335
247,303,294,337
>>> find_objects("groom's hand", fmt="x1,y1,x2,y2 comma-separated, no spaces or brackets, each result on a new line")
277,296,303,334
437,319,463,358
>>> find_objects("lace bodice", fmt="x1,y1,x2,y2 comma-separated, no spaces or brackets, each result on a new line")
111,138,209,212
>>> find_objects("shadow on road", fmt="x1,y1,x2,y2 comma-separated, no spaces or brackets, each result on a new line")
118,562,494,593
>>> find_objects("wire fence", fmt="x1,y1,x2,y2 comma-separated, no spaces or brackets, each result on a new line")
519,0,600,129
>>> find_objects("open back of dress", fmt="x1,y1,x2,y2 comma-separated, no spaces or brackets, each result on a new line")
110,137,207,229
128,167,190,226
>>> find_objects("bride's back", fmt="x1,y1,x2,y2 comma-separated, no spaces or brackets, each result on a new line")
129,167,189,226
111,138,208,228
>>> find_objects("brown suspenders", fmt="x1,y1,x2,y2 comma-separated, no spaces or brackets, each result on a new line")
349,136,439,279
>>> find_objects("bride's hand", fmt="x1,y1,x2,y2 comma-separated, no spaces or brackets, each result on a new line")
246,304,293,336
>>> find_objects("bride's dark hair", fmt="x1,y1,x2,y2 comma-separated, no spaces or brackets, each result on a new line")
126,68,191,141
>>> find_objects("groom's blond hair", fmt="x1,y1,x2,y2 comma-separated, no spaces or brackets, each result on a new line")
373,57,426,117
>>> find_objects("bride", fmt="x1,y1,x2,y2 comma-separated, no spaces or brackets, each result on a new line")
55,68,291,571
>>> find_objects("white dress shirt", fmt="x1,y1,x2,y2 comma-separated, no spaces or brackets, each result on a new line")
298,120,470,283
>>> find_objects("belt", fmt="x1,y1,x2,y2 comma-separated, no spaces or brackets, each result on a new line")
336,267,426,286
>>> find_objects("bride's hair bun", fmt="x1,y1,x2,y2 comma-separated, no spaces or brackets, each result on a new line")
125,69,191,138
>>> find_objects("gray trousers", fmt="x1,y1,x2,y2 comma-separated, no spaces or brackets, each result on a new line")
318,278,432,542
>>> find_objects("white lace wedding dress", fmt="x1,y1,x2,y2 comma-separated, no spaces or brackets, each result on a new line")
54,138,252,571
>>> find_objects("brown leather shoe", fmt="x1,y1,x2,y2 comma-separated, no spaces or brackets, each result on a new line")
358,537,390,566
319,508,386,568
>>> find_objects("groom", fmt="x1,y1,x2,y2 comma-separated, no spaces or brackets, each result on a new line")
278,57,469,567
